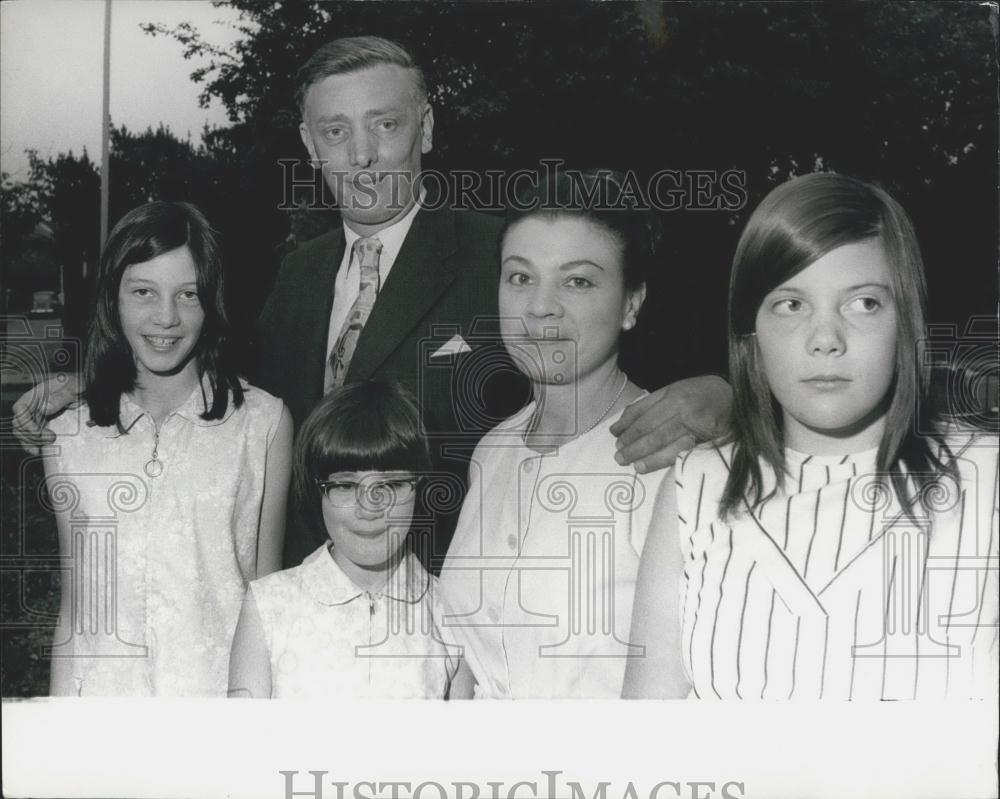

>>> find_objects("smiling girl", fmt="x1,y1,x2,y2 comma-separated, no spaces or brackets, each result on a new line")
43,201,292,696
624,173,998,700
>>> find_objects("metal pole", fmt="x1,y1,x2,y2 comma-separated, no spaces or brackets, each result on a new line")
99,0,112,252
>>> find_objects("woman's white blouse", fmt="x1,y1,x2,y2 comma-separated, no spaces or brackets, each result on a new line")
45,379,283,696
438,402,665,698
250,545,460,698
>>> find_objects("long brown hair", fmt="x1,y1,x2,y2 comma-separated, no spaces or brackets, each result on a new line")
83,201,243,429
721,172,951,518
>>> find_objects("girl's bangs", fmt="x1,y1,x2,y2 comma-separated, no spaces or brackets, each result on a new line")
310,413,428,477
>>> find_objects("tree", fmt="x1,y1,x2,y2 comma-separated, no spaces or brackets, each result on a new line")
1,164,47,260
143,2,997,382
0,125,263,338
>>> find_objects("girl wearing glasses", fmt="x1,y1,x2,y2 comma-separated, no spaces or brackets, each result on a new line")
227,380,463,698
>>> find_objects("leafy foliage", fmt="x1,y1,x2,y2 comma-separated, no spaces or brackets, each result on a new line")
8,2,995,371
140,1,997,380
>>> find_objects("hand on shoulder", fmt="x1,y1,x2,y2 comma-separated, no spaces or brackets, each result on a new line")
610,375,732,474
12,374,83,454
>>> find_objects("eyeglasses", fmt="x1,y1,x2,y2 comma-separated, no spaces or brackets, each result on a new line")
315,476,419,507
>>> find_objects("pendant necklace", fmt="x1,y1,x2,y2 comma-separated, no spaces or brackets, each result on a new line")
144,421,164,478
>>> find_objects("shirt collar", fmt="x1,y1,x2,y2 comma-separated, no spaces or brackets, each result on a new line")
300,543,431,607
341,187,424,272
783,445,880,468
111,374,239,436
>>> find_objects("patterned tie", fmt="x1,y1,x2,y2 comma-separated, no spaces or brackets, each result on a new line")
327,236,382,390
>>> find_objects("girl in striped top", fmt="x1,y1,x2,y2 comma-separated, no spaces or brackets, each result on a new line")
624,173,998,700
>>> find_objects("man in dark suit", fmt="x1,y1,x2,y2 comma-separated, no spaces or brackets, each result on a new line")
258,38,529,568
259,206,515,570
257,197,511,436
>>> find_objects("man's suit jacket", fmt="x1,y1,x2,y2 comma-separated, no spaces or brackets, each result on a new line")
256,204,527,569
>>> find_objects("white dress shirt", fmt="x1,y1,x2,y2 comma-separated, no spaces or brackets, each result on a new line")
438,399,665,698
325,196,424,367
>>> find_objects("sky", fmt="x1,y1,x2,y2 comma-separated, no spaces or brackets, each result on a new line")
1,0,245,179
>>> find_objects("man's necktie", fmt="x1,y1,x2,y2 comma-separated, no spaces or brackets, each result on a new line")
327,236,382,391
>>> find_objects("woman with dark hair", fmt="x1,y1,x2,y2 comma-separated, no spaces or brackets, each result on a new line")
624,173,998,700
227,380,463,699
43,201,292,696
439,169,672,698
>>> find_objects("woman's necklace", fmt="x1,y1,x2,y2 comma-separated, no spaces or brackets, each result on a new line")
529,374,629,442
581,373,629,434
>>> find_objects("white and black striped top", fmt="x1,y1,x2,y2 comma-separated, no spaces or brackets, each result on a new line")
676,433,998,700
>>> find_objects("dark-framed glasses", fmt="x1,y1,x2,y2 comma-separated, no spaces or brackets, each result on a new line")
315,475,419,507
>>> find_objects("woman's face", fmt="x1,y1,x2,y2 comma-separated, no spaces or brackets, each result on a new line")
499,216,644,386
754,238,898,454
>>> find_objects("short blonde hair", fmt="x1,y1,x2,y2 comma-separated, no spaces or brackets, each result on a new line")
295,36,427,112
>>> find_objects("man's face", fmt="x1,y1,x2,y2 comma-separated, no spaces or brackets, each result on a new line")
299,64,433,235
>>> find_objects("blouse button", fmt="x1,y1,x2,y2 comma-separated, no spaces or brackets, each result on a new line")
488,607,500,623
522,460,534,473
507,534,518,550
